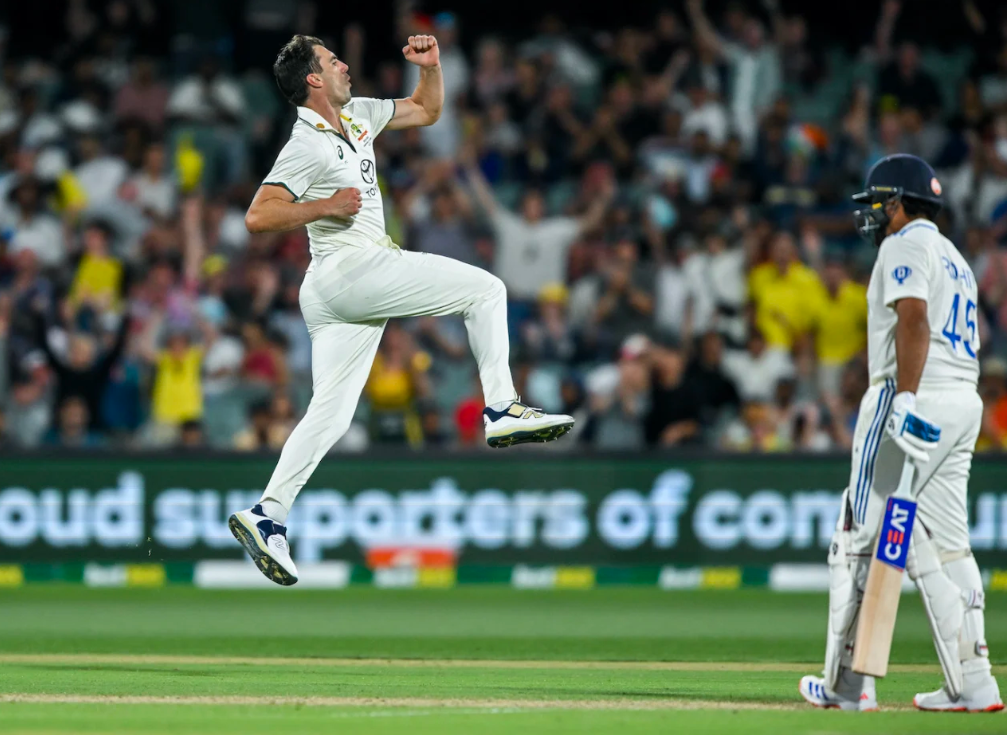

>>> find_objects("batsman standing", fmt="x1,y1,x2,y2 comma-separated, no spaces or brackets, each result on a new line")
799,154,1002,712
228,35,574,586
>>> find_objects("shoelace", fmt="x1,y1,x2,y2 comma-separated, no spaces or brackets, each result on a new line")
513,400,544,419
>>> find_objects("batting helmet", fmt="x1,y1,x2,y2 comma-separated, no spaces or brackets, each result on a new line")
852,154,943,246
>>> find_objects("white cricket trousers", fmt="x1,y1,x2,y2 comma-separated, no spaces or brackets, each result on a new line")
261,238,517,511
846,377,982,555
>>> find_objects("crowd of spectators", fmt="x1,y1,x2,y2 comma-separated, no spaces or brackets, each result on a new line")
4,0,1007,453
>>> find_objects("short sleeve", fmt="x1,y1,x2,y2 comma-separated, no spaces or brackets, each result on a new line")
545,217,580,250
262,137,324,200
489,208,523,246
722,40,745,65
804,280,827,329
344,97,396,137
879,234,932,306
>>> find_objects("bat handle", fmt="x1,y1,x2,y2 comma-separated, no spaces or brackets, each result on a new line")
895,456,916,499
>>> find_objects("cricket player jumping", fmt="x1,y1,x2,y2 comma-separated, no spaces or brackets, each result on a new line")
229,35,574,586
799,154,1003,712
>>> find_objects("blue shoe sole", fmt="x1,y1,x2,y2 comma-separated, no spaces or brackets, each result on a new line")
487,421,573,448
228,514,298,586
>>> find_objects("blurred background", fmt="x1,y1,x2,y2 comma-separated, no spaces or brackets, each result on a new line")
2,0,1007,458
6,11,1007,725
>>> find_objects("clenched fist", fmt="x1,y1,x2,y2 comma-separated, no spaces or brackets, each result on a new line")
403,35,440,67
325,188,362,218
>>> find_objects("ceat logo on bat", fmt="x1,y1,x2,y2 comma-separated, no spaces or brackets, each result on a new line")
876,496,917,571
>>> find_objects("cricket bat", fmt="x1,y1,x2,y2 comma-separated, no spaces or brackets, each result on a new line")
852,457,917,679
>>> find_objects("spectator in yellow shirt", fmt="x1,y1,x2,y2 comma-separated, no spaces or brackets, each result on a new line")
748,231,824,351
68,221,123,312
149,328,204,438
364,323,431,446
811,255,867,397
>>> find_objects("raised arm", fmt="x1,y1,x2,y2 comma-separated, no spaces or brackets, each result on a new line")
656,49,693,99
180,196,205,286
98,311,133,375
761,0,787,46
577,182,616,236
686,0,725,58
245,185,361,234
461,149,499,217
33,310,67,375
136,309,164,364
874,0,901,63
0,295,9,402
386,36,444,130
963,0,985,35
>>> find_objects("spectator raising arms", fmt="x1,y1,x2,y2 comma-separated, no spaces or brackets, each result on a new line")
2,2,1006,454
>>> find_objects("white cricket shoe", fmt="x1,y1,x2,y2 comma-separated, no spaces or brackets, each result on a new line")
228,504,299,586
799,669,878,711
914,676,1004,713
483,400,574,448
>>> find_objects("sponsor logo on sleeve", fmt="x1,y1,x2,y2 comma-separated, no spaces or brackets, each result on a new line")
892,265,912,285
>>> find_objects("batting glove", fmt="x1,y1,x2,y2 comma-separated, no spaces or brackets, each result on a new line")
886,391,941,464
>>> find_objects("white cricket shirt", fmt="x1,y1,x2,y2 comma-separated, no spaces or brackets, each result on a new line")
262,100,395,255
867,219,980,387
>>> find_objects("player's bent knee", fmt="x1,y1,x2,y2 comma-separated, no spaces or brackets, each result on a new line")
321,415,354,446
482,273,507,301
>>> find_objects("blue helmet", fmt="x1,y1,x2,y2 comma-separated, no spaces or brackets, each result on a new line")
852,154,943,246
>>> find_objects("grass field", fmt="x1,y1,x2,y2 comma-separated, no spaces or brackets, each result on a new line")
1,587,1005,733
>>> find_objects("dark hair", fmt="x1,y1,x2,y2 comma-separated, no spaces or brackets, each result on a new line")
273,35,324,106
902,196,941,221
84,218,115,239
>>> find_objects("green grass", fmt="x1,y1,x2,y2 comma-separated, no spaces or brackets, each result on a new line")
1,587,1004,734
5,704,1007,735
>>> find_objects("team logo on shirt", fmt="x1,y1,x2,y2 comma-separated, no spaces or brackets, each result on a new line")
360,159,375,184
892,265,912,284
338,146,344,159
340,114,371,144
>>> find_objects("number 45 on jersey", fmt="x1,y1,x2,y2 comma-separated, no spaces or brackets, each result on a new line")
942,293,977,359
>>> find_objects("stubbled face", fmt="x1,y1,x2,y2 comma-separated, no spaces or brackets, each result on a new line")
823,262,846,291
83,227,109,256
313,46,352,106
898,43,920,76
68,335,97,369
432,191,456,221
521,192,545,222
168,334,190,357
654,347,684,383
144,143,165,175
61,399,89,432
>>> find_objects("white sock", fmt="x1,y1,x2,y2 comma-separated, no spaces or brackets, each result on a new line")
489,400,515,412
258,498,288,524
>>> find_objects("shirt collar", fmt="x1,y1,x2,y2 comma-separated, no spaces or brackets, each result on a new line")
296,106,343,132
896,218,937,235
